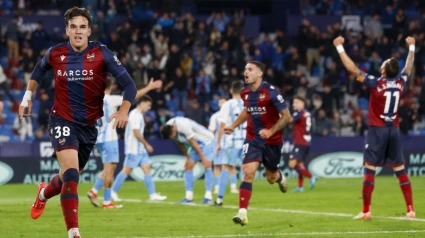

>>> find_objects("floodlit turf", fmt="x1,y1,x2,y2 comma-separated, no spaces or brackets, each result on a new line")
0,177,424,238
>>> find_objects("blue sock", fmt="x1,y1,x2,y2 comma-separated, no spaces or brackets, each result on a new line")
230,174,237,186
93,177,104,192
185,171,194,192
144,174,155,195
214,175,220,187
204,168,213,192
218,170,230,199
112,171,127,193
104,188,111,202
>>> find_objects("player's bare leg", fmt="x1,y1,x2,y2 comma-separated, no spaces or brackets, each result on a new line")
87,171,103,207
141,164,167,201
265,168,288,193
393,165,415,219
233,162,258,226
354,162,375,220
213,165,221,194
56,149,82,237
229,166,238,193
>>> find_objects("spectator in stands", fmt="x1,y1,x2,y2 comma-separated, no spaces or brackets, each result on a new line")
6,15,19,60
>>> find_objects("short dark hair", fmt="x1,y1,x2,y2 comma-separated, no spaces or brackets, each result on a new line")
293,95,306,104
384,57,400,78
160,124,174,139
248,60,265,73
231,80,244,94
64,7,92,27
137,95,153,104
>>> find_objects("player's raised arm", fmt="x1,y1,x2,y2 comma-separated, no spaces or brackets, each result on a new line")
102,46,137,129
333,36,361,77
19,48,53,119
135,78,163,99
224,108,248,134
401,36,416,76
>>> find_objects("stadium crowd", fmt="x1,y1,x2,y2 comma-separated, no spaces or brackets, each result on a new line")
1,0,425,142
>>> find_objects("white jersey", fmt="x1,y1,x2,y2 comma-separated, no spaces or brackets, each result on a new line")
125,109,147,155
209,111,225,147
167,117,214,145
97,94,123,143
219,98,246,149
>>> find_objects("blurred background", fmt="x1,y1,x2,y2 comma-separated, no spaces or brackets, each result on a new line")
0,0,425,142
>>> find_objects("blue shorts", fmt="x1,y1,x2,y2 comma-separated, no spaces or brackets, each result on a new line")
222,147,243,166
48,114,97,169
242,141,282,171
96,141,119,164
214,149,224,166
364,126,404,167
290,145,310,162
124,153,149,169
188,142,215,162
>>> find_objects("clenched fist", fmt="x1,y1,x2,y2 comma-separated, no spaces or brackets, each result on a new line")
406,36,415,46
333,36,345,47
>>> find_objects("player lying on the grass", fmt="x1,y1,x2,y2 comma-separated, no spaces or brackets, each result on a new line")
334,35,416,220
160,117,215,204
214,80,246,205
87,78,162,208
289,96,316,192
224,61,292,226
21,7,137,238
109,96,167,202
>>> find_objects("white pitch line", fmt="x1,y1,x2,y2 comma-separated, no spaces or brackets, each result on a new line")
119,230,425,238
118,198,425,222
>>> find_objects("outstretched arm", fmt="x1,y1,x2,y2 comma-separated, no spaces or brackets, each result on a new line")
401,36,416,76
333,36,361,77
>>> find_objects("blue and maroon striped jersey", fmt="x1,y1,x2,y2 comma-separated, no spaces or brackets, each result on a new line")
241,82,287,145
30,41,136,126
292,109,312,146
357,72,408,127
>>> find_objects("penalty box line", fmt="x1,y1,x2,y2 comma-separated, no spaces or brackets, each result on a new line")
117,198,425,223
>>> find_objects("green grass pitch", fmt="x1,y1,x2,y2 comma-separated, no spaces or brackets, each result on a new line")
0,177,424,237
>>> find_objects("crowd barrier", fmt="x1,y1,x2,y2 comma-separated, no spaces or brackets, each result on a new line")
1,136,425,184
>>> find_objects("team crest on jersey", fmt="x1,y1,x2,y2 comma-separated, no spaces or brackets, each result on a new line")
60,55,66,61
58,138,66,145
86,53,95,62
259,93,265,100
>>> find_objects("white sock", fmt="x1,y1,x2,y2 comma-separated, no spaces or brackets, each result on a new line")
103,201,111,205
39,188,46,202
231,184,237,190
185,191,193,200
91,188,98,194
68,228,80,238
239,208,247,216
204,191,212,200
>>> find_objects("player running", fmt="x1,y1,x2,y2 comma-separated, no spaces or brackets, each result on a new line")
334,36,416,220
215,80,246,205
224,61,292,226
289,96,316,192
160,117,215,204
20,7,136,238
87,78,162,208
110,96,167,202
